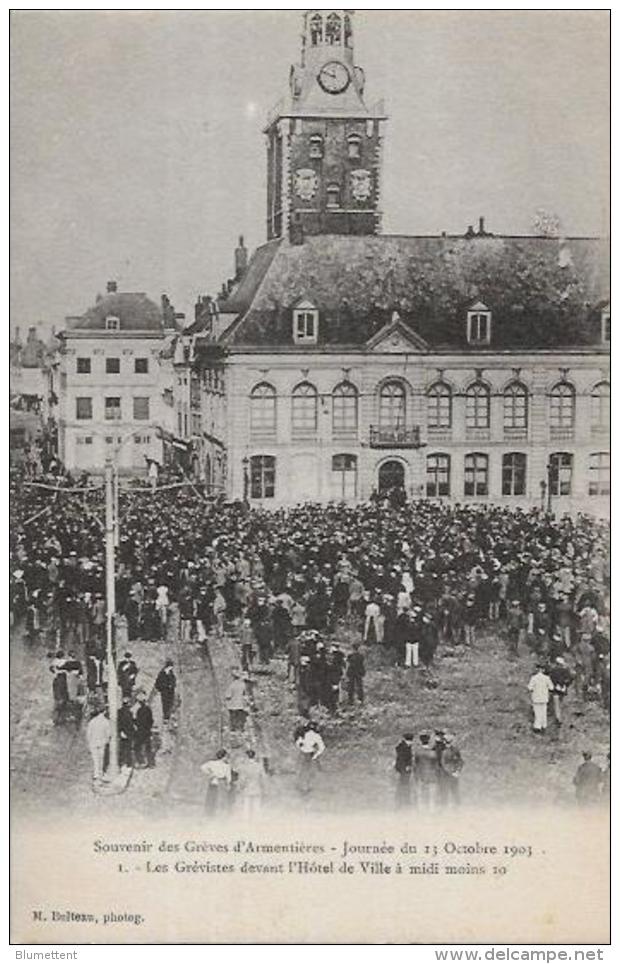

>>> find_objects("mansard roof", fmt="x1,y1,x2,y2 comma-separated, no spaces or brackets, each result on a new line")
66,292,164,333
220,234,609,351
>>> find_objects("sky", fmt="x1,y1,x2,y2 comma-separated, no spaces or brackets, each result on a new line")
10,9,609,336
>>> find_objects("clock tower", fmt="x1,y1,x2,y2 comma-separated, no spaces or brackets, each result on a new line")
265,10,387,241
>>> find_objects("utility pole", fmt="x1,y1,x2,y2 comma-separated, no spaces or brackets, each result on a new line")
104,459,119,781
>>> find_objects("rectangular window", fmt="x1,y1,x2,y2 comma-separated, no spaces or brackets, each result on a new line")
134,357,149,374
106,357,120,374
250,455,275,499
105,316,120,331
467,312,491,344
549,452,573,496
294,311,317,343
133,397,150,420
466,387,490,429
76,357,91,374
427,386,451,429
502,452,527,496
464,453,488,496
426,454,450,497
104,397,121,420
588,452,610,496
76,397,92,420
331,454,357,500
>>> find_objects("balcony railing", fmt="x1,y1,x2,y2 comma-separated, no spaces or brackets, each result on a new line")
369,425,422,448
550,425,575,441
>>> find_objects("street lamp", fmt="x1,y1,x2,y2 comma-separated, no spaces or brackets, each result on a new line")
539,478,547,512
546,459,553,514
242,456,250,503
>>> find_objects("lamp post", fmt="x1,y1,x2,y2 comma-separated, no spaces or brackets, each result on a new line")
539,478,547,512
104,459,120,782
546,459,553,514
242,455,249,503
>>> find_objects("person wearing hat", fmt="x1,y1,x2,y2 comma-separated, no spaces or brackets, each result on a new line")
134,689,155,768
404,608,421,669
118,651,139,700
394,732,414,807
345,643,365,705
86,706,111,786
573,752,603,806
437,732,463,807
548,657,573,725
413,732,440,809
155,659,177,725
118,695,136,770
201,748,233,815
527,664,554,734
507,599,527,657
225,669,249,732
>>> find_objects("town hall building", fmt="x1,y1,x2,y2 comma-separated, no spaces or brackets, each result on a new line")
195,9,611,514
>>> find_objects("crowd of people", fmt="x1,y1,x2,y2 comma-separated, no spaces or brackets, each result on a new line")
10,463,610,804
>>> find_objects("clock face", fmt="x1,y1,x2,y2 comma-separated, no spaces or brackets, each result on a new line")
317,60,350,95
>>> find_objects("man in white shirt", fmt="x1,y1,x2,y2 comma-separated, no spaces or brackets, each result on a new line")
201,749,232,815
86,707,111,785
527,665,554,733
296,723,325,794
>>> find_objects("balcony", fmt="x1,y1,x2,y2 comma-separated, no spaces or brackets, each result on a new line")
369,425,422,448
550,425,575,441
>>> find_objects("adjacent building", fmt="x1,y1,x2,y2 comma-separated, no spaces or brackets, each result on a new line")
197,8,610,515
57,282,178,474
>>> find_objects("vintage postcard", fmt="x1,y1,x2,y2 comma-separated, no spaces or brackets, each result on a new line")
10,8,610,946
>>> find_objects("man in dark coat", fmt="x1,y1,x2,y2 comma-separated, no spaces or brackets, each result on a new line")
134,691,155,768
154,659,177,724
117,651,138,699
394,732,414,807
118,696,136,770
573,752,602,805
346,643,365,705
413,731,440,809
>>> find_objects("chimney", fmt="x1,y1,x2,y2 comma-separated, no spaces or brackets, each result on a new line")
234,235,248,279
14,325,21,345
478,217,485,235
465,225,475,239
27,325,37,342
106,280,117,294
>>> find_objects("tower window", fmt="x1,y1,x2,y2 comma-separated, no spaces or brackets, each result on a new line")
326,183,341,208
344,13,352,47
347,134,361,160
309,13,323,45
309,135,323,159
325,12,342,44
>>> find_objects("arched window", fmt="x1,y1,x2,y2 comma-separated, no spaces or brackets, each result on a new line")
325,12,342,44
464,453,489,497
502,452,527,496
588,452,610,496
549,452,573,496
465,382,490,430
426,454,450,497
379,381,406,432
250,382,276,437
332,382,358,436
347,134,361,160
309,134,323,159
591,382,610,433
503,382,528,433
549,382,575,436
292,382,318,437
332,454,357,500
250,455,275,500
326,183,341,208
427,382,452,430
309,13,323,45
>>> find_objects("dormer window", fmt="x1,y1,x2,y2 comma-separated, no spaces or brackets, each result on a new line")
309,135,323,159
293,301,319,345
466,303,491,345
347,134,361,160
105,315,120,332
326,183,341,208
601,307,610,344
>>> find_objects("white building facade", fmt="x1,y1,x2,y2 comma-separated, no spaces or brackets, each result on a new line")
58,284,176,474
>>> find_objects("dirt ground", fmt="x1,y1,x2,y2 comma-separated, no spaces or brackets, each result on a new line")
251,625,610,812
